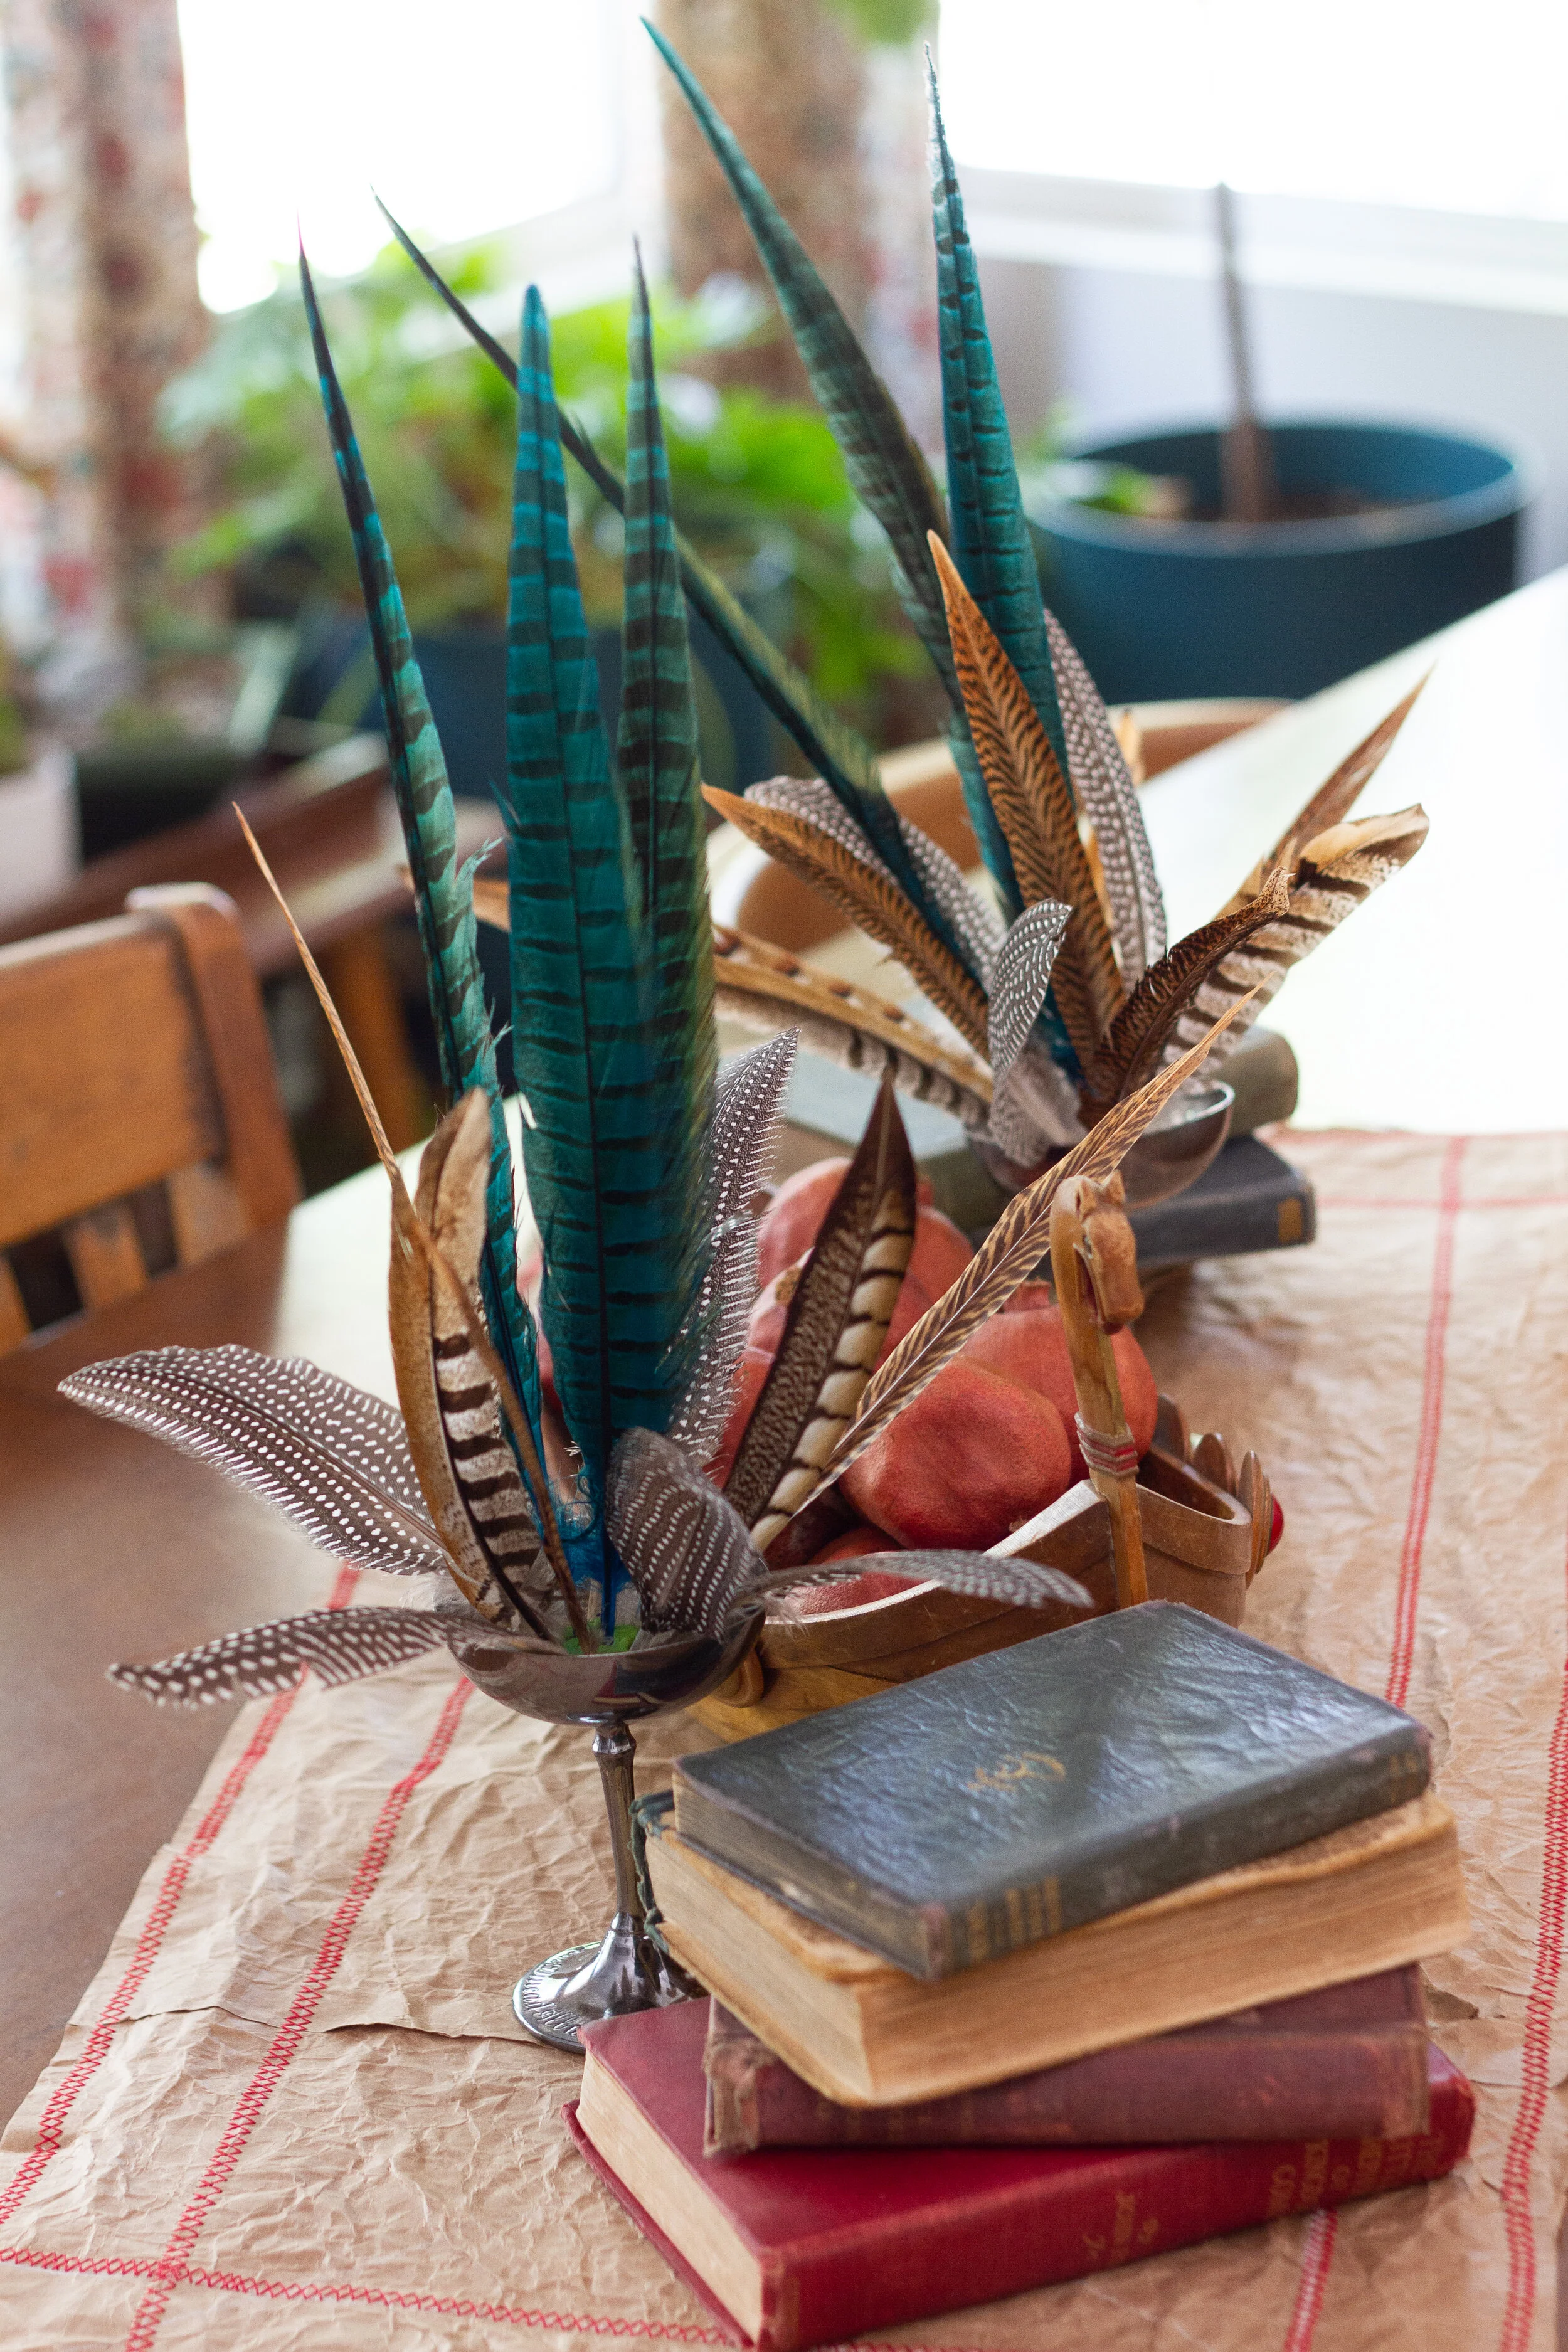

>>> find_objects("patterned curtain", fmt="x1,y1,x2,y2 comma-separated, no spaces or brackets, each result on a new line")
1,0,208,723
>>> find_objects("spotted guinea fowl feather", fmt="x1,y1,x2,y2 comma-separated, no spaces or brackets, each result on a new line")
666,1031,798,1465
1044,605,1165,981
1221,681,1428,915
1163,808,1429,1069
726,1081,918,1551
736,1549,1092,1621
607,1428,762,1639
59,1347,445,1577
1078,869,1292,1114
107,1603,544,1708
988,899,1071,1083
704,785,991,1056
800,993,1258,1506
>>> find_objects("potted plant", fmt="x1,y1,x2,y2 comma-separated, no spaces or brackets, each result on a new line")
1024,191,1530,701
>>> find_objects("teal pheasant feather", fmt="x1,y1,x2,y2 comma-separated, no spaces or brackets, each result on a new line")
617,250,716,1422
298,252,545,1459
502,287,716,1619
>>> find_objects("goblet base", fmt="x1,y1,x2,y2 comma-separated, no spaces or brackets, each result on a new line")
512,1913,700,2052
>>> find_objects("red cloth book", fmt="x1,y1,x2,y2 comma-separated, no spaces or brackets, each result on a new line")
569,2000,1473,2351
702,1968,1432,2151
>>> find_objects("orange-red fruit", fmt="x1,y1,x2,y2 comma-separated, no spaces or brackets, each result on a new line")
960,1308,1158,1478
906,1204,973,1303
842,1360,1072,1550
795,1526,914,1618
705,1346,772,1488
757,1158,965,1296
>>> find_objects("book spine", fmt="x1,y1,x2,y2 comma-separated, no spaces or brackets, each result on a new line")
719,2028,1430,2152
775,2062,1474,2352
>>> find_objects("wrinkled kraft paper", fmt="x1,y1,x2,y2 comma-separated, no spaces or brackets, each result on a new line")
4,1128,1568,2349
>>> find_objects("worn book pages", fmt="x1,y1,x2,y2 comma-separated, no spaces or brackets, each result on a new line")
4,1128,1568,2347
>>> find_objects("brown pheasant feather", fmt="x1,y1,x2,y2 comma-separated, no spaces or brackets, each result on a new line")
1164,807,1429,1068
1220,678,1428,915
1079,868,1291,1114
928,534,1123,1061
702,785,990,1055
802,991,1259,1505
725,1080,918,1554
240,810,584,1645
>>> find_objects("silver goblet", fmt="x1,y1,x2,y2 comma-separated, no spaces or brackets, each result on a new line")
443,1600,763,2052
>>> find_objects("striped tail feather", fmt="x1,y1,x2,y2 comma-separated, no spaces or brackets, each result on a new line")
298,251,540,1443
1162,807,1429,1069
618,252,716,1428
724,1079,918,1555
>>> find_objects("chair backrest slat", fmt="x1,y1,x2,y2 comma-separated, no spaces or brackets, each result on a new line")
0,884,301,1346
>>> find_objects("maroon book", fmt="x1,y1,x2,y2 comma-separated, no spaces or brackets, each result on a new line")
569,2000,1473,2352
703,1969,1431,2151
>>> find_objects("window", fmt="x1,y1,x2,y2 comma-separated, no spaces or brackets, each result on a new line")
940,0,1568,223
176,0,622,312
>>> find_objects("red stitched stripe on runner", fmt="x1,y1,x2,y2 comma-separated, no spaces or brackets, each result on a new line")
121,1675,472,2351
1385,1136,1466,1715
1496,1525,1568,2352
1278,1136,1467,2348
2,2243,982,2352
1279,2211,1337,2352
0,1563,360,2231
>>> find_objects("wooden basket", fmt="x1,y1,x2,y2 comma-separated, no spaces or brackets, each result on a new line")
692,1397,1271,1741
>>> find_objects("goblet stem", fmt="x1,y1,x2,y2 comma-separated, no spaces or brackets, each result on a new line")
511,1720,700,2052
595,1724,644,1920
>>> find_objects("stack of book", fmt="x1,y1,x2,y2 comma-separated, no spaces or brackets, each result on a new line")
568,1604,1473,2350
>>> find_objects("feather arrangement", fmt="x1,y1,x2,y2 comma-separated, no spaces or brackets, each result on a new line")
77,258,1136,1712
72,64,1427,1714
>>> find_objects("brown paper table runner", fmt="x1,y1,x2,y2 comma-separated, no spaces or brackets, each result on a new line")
5,1127,1568,2350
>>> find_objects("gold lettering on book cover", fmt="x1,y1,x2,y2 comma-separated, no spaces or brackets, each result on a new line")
1299,2141,1330,2209
1111,2191,1139,2259
1266,2163,1298,2219
963,1749,1066,1796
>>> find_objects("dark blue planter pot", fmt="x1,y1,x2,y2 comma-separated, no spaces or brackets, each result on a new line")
1030,420,1531,702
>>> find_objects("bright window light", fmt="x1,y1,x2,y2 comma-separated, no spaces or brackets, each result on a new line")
176,0,618,312
939,0,1568,221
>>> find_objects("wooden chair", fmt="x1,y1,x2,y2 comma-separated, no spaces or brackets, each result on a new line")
0,883,301,1349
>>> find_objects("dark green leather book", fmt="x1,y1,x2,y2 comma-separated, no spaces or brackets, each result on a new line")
673,1604,1429,1981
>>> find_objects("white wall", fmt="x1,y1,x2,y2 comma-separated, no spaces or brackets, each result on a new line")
977,255,1568,582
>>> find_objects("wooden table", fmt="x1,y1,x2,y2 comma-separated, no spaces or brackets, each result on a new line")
1139,563,1568,1133
1,563,1560,2146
